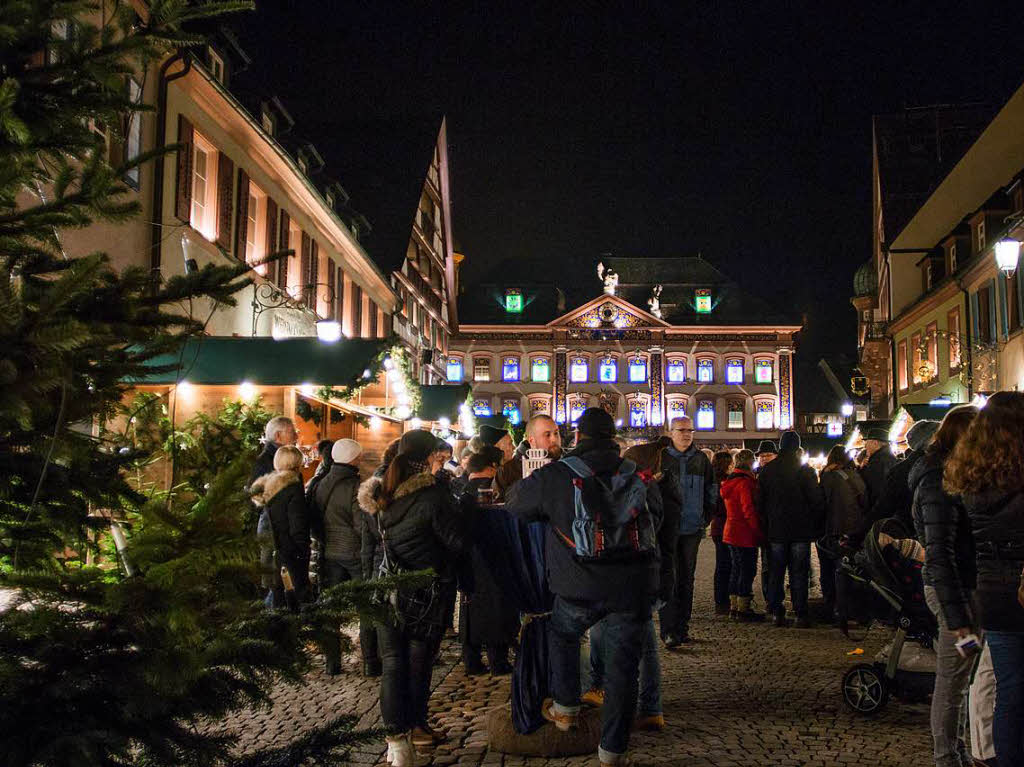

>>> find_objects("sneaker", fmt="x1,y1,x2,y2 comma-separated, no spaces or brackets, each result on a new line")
410,725,444,747
633,713,666,731
542,703,578,732
663,634,682,649
581,687,605,707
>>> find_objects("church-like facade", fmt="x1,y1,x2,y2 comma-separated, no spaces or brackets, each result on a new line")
446,256,802,446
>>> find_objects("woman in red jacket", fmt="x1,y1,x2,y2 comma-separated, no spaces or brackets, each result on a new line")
721,449,765,622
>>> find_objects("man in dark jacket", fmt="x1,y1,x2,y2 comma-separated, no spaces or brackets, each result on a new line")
493,414,563,500
867,420,939,536
632,416,714,646
311,438,380,676
758,431,825,627
506,408,663,767
859,427,897,520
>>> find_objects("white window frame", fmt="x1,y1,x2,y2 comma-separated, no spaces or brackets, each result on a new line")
569,355,590,384
208,47,225,83
189,131,218,242
245,180,269,275
124,78,143,189
727,400,745,430
473,356,491,383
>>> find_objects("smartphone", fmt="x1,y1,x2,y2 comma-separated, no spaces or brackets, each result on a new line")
955,633,981,658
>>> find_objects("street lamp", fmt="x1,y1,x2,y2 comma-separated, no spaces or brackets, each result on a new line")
840,403,854,418
995,238,1021,277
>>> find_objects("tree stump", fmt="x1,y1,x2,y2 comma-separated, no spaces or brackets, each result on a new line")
486,704,601,756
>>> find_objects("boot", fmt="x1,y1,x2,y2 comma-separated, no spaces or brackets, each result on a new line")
729,594,739,620
737,596,765,622
386,733,426,767
363,659,382,678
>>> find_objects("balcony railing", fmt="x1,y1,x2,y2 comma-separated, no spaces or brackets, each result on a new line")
862,322,888,341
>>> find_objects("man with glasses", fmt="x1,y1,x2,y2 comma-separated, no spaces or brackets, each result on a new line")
627,416,716,647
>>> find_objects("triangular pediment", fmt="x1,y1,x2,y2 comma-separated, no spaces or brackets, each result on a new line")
547,294,670,329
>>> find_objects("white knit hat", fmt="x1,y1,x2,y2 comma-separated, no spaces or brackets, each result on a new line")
331,438,363,465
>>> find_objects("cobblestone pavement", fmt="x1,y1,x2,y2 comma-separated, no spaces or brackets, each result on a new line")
214,540,934,766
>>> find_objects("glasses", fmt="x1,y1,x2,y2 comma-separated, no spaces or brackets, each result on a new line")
671,428,694,434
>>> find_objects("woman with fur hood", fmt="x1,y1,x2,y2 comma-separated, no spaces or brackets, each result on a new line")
359,429,467,766
251,445,311,606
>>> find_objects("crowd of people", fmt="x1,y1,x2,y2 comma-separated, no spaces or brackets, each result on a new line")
245,396,1024,767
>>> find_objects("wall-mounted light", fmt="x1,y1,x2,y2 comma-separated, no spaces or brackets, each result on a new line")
369,416,383,430
238,381,257,401
840,403,854,417
176,380,194,397
299,383,315,397
316,320,342,343
995,238,1021,277
394,405,412,420
181,231,199,275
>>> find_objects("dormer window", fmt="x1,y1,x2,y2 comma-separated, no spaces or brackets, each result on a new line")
950,243,957,273
260,110,275,136
297,155,308,175
207,47,225,84
925,261,933,290
977,219,986,253
695,289,712,314
505,288,523,313
325,190,335,210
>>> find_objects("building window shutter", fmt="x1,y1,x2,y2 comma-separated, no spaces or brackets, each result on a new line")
970,292,980,340
999,274,1010,339
336,266,344,321
352,284,362,337
988,278,998,342
309,240,319,310
369,300,378,337
216,153,234,251
277,210,290,288
265,197,278,265
234,169,249,261
326,259,336,319
300,232,311,306
174,115,193,223
381,310,392,337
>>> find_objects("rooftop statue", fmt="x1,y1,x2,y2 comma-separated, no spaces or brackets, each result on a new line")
597,261,618,295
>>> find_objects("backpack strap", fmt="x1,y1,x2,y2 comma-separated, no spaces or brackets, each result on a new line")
617,458,637,477
560,456,594,478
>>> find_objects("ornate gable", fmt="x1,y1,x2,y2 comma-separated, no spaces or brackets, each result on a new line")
549,294,669,329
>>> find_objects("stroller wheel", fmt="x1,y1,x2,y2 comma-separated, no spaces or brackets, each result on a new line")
842,663,889,715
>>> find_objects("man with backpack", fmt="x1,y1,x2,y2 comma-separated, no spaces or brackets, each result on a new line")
506,408,663,767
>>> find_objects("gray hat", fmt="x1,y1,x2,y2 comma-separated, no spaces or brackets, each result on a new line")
756,440,778,455
906,420,940,452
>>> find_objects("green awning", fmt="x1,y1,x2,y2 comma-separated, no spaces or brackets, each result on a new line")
130,336,390,386
416,384,471,422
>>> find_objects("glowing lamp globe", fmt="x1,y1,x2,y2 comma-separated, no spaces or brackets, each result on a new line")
316,320,342,343
995,239,1021,277
840,403,854,417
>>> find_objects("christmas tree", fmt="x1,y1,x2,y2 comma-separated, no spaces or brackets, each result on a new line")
0,3,388,765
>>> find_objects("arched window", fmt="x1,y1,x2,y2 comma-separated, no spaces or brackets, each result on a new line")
754,358,774,384
727,400,744,429
473,357,491,382
472,399,492,416
629,398,648,427
628,355,647,383
570,356,589,383
725,358,744,384
446,356,463,382
697,358,714,383
666,398,688,421
598,356,617,383
696,400,715,430
666,358,686,384
531,357,550,382
502,397,522,425
502,355,520,382
756,400,775,430
568,396,588,423
529,396,551,416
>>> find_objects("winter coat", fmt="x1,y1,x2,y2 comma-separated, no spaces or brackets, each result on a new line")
820,466,867,540
358,471,467,583
870,449,921,534
249,442,279,490
860,445,897,516
492,455,523,501
658,444,717,536
960,488,1024,633
459,476,520,646
506,438,666,610
312,463,364,564
721,470,763,548
622,436,672,473
757,449,825,543
709,469,730,539
909,451,976,630
251,469,311,595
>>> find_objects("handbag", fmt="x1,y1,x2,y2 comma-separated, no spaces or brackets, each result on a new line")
375,511,445,643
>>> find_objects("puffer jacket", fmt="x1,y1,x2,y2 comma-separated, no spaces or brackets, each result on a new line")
757,449,825,543
721,470,762,548
820,466,866,539
358,471,467,582
659,444,717,536
506,438,666,609
312,463,364,563
909,451,976,630
251,469,311,594
961,488,1024,632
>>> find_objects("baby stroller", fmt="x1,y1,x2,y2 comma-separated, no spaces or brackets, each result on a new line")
836,518,937,715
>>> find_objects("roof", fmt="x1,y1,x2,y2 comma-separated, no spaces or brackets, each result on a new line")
458,255,800,327
874,104,994,247
896,403,956,423
131,337,390,386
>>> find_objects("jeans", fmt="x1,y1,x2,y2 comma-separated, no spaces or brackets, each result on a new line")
376,622,435,733
924,586,978,767
767,542,810,618
986,630,1024,766
550,595,649,759
321,558,379,671
659,533,702,638
728,545,758,597
588,617,661,716
969,641,997,761
712,536,732,608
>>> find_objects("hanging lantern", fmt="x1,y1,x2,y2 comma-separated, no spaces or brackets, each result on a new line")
994,238,1021,277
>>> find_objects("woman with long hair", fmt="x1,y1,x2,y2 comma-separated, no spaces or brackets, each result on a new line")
945,392,1024,766
819,444,866,628
909,405,979,767
710,450,735,615
359,430,467,766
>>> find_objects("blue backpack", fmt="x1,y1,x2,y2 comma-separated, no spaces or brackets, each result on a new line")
557,456,657,563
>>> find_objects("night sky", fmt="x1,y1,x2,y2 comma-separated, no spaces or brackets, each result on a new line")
235,1,1024,361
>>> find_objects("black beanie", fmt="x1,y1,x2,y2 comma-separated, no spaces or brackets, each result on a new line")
398,429,438,462
479,423,508,446
576,407,616,440
779,431,801,451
